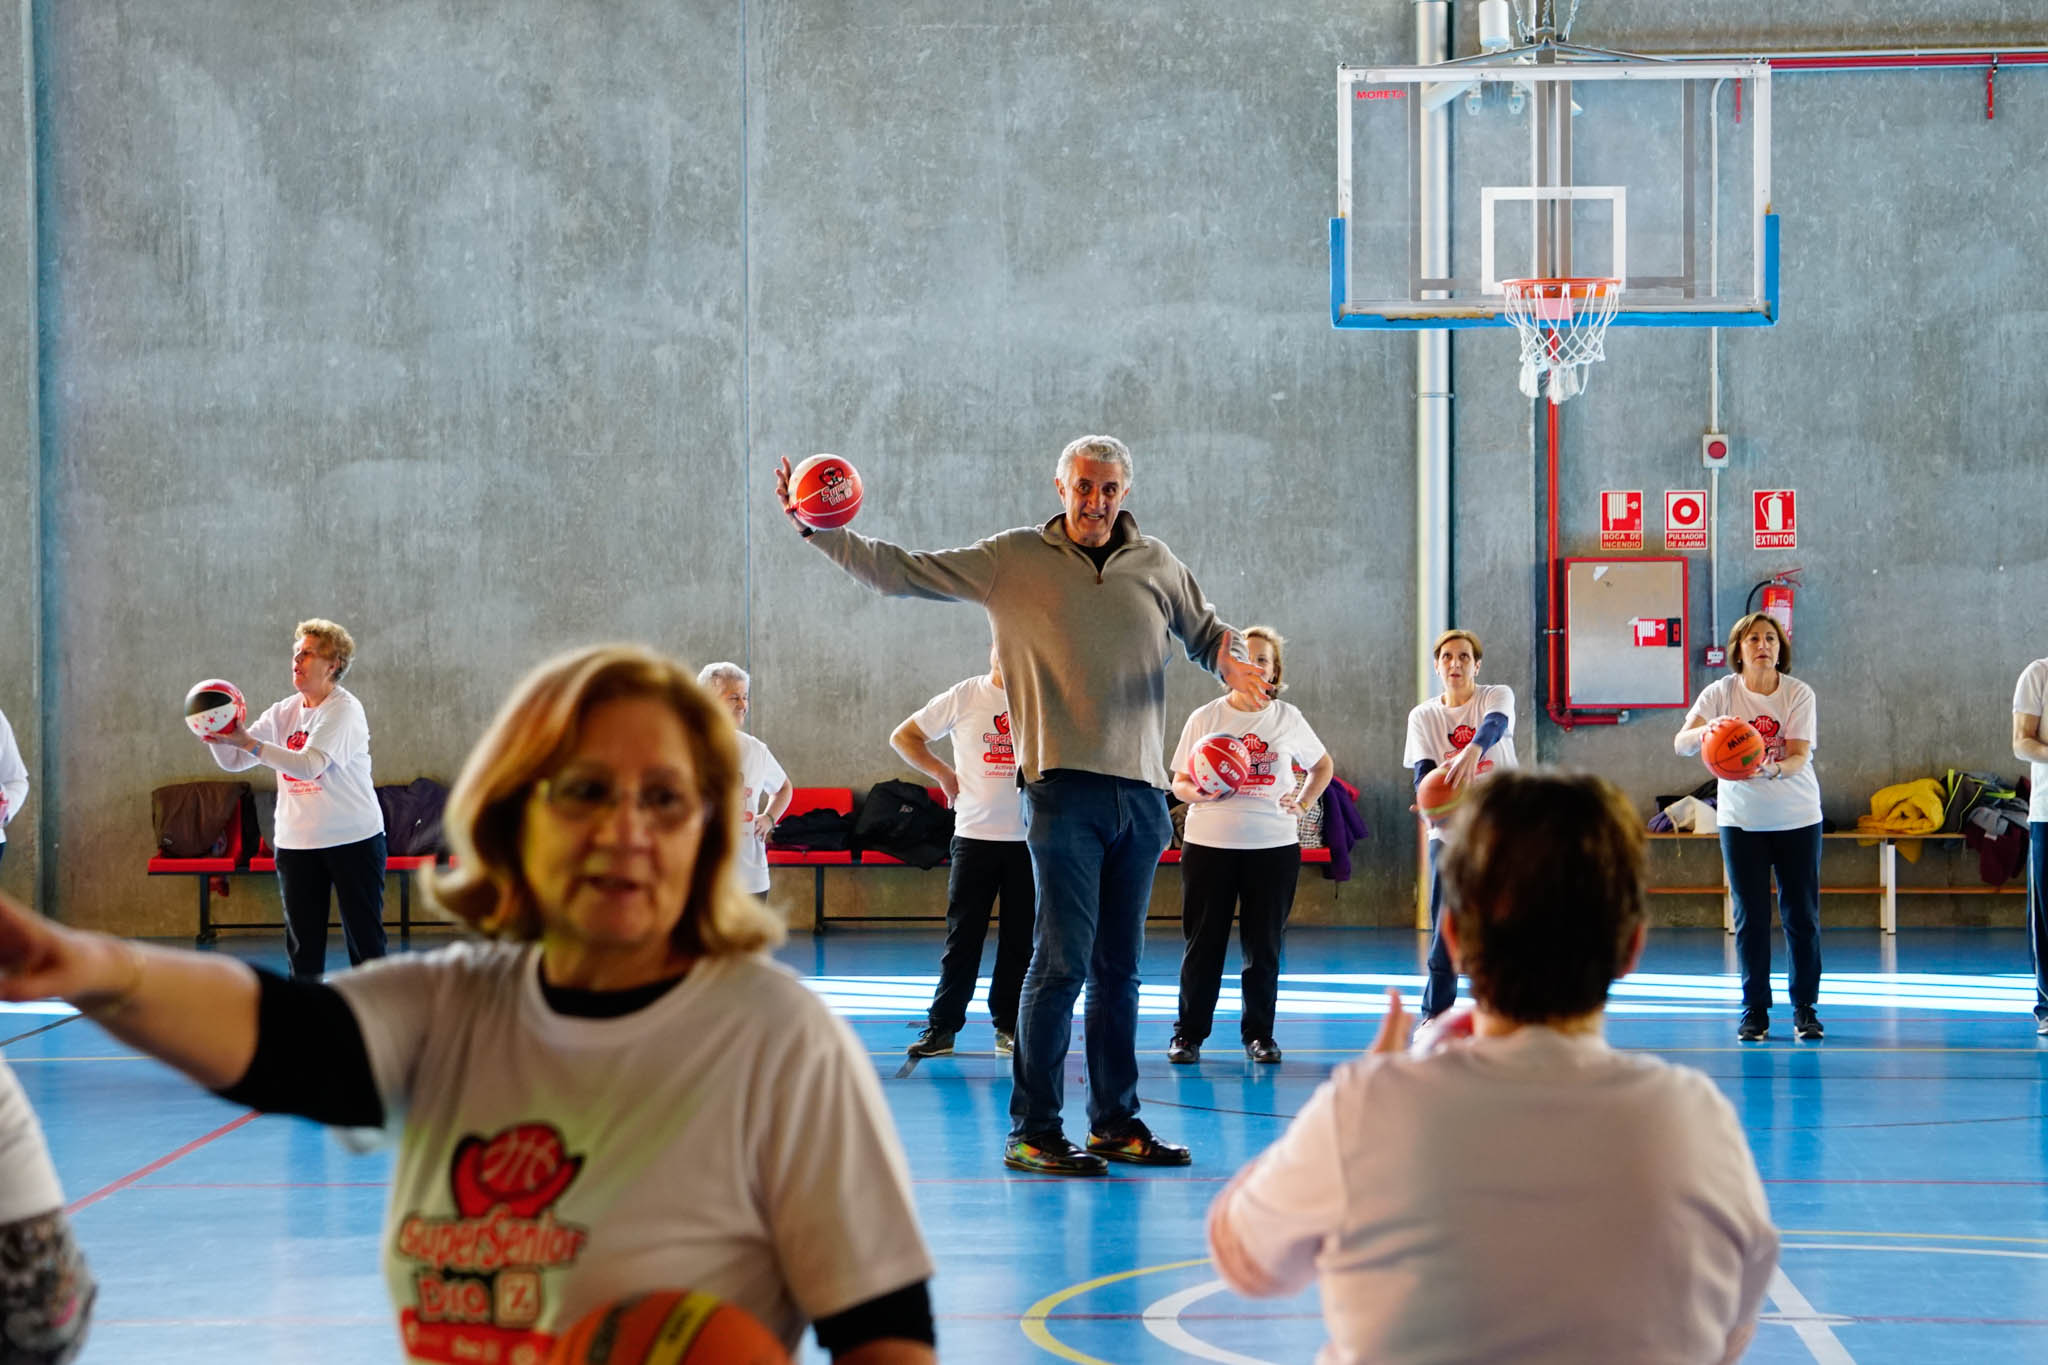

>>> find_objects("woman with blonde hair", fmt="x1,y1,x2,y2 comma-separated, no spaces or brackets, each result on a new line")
1675,612,1824,1043
204,618,386,977
1166,626,1334,1065
0,644,936,1364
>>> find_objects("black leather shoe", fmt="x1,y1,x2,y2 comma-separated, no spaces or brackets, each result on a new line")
1087,1120,1192,1166
1244,1038,1282,1064
1004,1132,1108,1176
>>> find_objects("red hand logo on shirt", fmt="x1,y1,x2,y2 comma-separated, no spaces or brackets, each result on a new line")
286,731,309,752
1449,724,1476,750
994,713,1010,736
448,1123,584,1219
1750,714,1786,761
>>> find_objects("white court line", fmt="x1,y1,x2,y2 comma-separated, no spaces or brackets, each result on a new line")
1768,1267,1858,1365
1141,1278,1281,1365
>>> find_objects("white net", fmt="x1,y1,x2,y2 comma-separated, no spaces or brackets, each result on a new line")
1503,277,1621,405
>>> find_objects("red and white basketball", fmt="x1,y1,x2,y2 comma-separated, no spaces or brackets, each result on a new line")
790,454,863,530
183,679,246,739
1187,733,1252,798
1701,716,1767,781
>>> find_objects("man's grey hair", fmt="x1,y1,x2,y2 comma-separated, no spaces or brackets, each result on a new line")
696,661,750,691
1056,434,1134,485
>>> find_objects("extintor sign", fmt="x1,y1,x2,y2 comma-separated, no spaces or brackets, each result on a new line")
1754,490,1797,549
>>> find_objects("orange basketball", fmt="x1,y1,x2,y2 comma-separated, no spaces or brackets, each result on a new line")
547,1290,790,1365
790,453,863,530
1415,767,1465,825
1701,716,1767,781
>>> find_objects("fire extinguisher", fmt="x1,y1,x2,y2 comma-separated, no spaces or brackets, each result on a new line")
1746,569,1801,639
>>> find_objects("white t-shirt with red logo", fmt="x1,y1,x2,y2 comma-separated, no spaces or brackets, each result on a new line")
909,675,1025,842
1173,697,1328,851
1685,673,1821,832
735,733,788,894
330,942,934,1363
2015,659,2048,824
219,688,383,850
1401,685,1519,844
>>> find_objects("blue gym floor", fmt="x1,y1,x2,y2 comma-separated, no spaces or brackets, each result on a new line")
11,926,2047,1363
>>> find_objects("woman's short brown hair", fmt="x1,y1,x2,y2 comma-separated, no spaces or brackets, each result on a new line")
1432,628,1483,663
1437,770,1645,1023
1726,612,1791,674
423,644,783,957
295,618,357,681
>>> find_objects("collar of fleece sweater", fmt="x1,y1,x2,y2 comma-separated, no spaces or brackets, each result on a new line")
1038,508,1140,557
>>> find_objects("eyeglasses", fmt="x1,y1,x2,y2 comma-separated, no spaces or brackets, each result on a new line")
536,773,702,830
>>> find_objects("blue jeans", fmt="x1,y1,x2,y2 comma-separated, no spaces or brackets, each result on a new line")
1010,771,1172,1141
1719,823,1823,1013
2030,822,2046,1022
1421,839,1457,1018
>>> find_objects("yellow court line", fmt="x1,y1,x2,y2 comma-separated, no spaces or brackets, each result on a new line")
1021,1257,1213,1364
1781,1228,2048,1246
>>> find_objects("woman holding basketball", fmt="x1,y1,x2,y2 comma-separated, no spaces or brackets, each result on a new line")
203,619,387,978
2,645,936,1363
1675,612,1824,1043
1402,629,1518,1024
1167,627,1333,1065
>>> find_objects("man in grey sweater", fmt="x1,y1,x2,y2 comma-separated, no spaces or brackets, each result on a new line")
778,435,1270,1175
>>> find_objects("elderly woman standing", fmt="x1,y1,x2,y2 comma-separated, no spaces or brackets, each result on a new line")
1675,611,1824,1043
2,644,936,1363
205,619,386,978
1208,772,1779,1364
1167,626,1333,1066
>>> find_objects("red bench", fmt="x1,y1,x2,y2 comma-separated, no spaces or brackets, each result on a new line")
148,850,443,948
771,786,1334,933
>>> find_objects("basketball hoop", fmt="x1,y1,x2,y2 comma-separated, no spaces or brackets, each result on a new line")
1502,277,1621,404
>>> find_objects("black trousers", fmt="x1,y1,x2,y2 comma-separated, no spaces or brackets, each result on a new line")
926,836,1036,1034
274,832,388,980
1174,841,1302,1045
1719,823,1824,1013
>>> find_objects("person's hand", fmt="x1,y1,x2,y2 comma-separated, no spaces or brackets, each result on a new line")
0,890,132,1009
1370,990,1412,1054
202,723,251,751
773,457,809,534
750,812,775,843
1443,747,1481,789
1215,629,1275,702
1184,784,1231,804
1277,791,1301,814
1410,1002,1478,1055
935,772,960,808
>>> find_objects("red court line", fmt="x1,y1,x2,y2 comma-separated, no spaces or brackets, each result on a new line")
65,1111,261,1215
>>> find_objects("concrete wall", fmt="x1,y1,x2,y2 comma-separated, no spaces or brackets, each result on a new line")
8,1,2044,935
0,3,38,904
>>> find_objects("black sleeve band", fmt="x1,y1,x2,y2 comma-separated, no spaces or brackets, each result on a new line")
215,969,385,1128
812,1280,935,1353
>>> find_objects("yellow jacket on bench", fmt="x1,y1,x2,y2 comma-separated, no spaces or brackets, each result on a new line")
1855,777,1946,861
